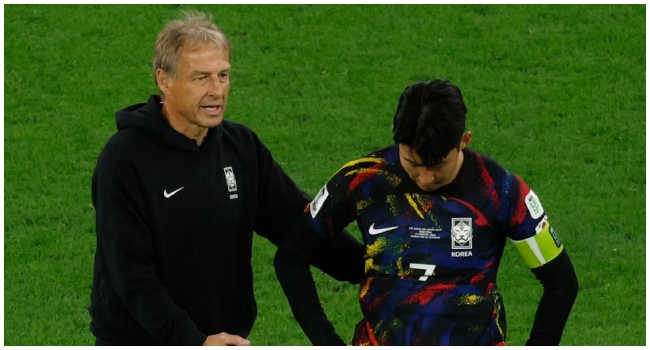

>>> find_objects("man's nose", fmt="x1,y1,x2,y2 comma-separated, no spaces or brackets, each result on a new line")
417,170,435,186
208,78,223,95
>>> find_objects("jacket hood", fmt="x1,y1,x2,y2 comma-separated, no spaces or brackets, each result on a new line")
115,94,220,152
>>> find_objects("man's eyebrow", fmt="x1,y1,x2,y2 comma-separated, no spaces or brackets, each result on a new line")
427,158,448,168
400,153,424,166
402,153,450,168
190,67,231,76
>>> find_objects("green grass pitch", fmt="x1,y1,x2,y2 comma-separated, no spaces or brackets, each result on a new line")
4,4,645,345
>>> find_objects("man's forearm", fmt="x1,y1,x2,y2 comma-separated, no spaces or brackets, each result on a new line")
274,248,346,345
309,228,365,284
526,250,579,345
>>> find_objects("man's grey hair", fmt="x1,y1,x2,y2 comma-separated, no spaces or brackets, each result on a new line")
153,11,231,92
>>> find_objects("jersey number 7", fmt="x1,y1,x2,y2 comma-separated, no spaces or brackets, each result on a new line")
410,263,436,281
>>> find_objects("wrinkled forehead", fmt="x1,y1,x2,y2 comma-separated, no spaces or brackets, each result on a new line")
177,39,231,62
177,43,231,73
181,41,229,58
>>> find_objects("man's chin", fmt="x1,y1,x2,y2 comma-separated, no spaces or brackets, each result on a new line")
419,182,446,192
201,115,224,128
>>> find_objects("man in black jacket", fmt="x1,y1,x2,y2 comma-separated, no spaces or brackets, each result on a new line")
89,11,363,345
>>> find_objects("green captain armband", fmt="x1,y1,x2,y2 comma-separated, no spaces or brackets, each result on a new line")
512,222,563,269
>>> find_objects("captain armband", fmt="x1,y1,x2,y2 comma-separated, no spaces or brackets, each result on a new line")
511,217,563,269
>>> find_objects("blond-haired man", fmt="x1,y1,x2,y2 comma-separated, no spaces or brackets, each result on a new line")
89,11,363,346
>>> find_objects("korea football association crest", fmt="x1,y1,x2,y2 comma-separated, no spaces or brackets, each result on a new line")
224,167,238,199
451,218,473,250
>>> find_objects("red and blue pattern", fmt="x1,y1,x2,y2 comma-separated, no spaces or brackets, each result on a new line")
306,145,544,345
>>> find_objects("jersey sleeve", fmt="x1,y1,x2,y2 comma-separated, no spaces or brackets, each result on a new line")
505,175,564,268
274,158,371,345
502,174,578,344
305,158,372,239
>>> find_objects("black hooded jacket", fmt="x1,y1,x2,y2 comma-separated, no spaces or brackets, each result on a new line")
89,95,364,345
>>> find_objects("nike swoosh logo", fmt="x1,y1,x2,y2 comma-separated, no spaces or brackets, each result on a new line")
163,187,185,198
368,223,399,235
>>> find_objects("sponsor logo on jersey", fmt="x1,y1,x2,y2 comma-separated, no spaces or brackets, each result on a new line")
368,223,399,235
534,215,549,234
525,190,544,219
549,225,562,248
451,218,473,250
310,185,329,218
224,167,238,193
163,186,184,198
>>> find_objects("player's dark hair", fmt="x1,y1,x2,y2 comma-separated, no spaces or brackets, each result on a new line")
392,79,467,166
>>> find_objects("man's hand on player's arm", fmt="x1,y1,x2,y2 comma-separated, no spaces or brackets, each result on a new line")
203,332,251,346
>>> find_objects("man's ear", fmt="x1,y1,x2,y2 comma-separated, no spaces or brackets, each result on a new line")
156,68,173,96
460,131,472,149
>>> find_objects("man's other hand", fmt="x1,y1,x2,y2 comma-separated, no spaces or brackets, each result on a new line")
203,332,251,346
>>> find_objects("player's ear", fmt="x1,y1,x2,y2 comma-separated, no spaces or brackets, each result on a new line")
460,131,472,149
156,68,173,96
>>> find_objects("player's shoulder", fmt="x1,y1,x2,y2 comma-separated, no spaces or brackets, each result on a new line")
329,145,397,181
465,149,539,210
464,148,515,179
367,144,399,161
324,145,403,198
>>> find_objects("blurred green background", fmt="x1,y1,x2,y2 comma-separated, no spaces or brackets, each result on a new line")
4,4,645,345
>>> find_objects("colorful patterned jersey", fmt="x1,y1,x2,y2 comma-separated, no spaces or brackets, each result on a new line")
306,146,564,346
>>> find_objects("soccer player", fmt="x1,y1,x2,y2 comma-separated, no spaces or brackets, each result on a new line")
274,79,578,345
89,11,363,346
